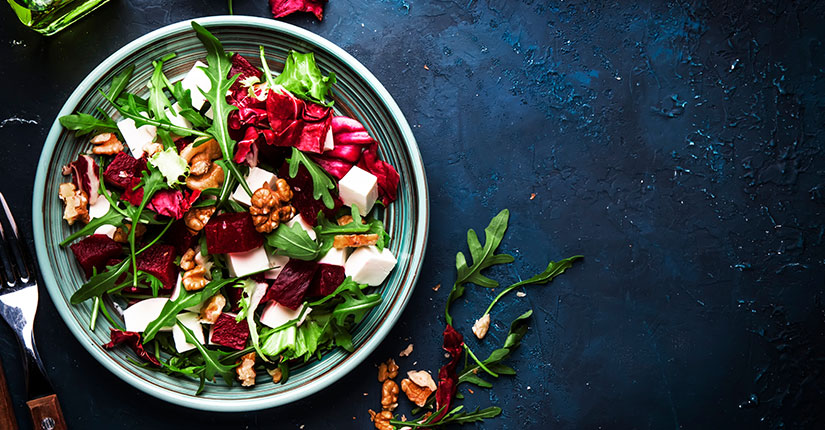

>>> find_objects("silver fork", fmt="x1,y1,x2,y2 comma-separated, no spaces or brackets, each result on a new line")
0,192,67,430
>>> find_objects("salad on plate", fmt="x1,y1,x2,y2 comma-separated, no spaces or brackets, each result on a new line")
56,22,401,394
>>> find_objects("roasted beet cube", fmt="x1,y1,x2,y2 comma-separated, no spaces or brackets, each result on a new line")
70,234,124,277
135,243,178,289
165,219,199,256
204,212,263,254
103,152,147,189
262,259,317,310
210,313,249,350
307,263,346,298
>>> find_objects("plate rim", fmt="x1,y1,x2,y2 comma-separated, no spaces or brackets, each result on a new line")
32,15,428,411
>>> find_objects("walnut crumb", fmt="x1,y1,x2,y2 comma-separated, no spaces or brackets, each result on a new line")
377,358,399,382
472,313,491,339
516,291,527,297
399,343,413,357
58,183,89,225
368,409,393,430
199,293,226,324
236,352,257,387
406,370,437,391
432,284,441,292
332,233,379,249
267,367,283,384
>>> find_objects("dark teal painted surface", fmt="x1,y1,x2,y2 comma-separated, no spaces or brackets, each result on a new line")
1,1,823,428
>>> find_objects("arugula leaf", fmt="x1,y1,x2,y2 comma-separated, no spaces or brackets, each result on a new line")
445,209,514,325
391,406,502,427
70,260,131,304
482,255,582,316
58,113,119,136
147,56,175,121
273,51,336,107
126,168,169,286
59,208,124,246
264,222,320,261
143,277,239,342
287,147,336,209
330,280,382,326
99,89,211,138
167,82,211,128
190,22,250,197
457,310,532,387
108,64,134,100
175,320,235,391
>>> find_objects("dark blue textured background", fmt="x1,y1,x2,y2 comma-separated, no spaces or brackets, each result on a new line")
1,1,824,428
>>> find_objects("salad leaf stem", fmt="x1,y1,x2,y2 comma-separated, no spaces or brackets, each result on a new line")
143,277,239,342
482,255,582,316
108,64,135,100
259,46,277,89
128,169,168,287
176,320,235,390
463,344,498,378
99,89,211,138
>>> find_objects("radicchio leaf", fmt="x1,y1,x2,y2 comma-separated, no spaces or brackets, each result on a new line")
63,154,101,204
357,143,400,205
228,53,263,91
146,189,200,220
103,329,161,366
434,324,464,422
261,259,318,310
265,88,332,153
270,0,327,21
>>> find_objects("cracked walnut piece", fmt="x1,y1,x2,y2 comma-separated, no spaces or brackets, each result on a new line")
249,180,295,234
200,293,226,324
368,410,394,430
377,358,399,382
380,379,400,412
180,248,209,291
472,313,491,339
333,233,379,249
236,352,257,387
89,132,124,155
58,183,89,225
184,206,216,233
112,223,146,244
400,378,433,408
181,139,224,191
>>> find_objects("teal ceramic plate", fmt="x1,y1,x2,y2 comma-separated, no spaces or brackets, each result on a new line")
32,16,427,411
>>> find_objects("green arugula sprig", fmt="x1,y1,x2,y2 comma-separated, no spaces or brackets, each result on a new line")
126,168,169,286
390,406,502,427
58,113,119,136
314,206,390,254
287,147,337,209
265,222,320,261
190,22,251,198
445,209,514,326
176,321,235,394
482,256,582,317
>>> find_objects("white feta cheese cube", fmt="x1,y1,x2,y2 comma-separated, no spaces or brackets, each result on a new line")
286,214,317,240
227,246,272,278
123,297,170,333
93,224,117,239
165,102,192,129
172,312,205,353
345,246,397,286
260,302,310,329
264,254,290,280
338,166,379,216
180,61,212,110
231,167,278,206
204,106,213,119
322,127,334,152
88,196,110,220
318,247,348,266
116,117,157,159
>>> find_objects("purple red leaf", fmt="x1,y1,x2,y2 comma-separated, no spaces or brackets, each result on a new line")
433,324,464,422
103,329,161,366
63,154,101,204
269,0,327,21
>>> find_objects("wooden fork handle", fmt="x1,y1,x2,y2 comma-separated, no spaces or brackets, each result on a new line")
0,360,19,430
26,394,67,430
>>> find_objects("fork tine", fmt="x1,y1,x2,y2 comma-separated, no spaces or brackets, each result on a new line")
0,192,32,282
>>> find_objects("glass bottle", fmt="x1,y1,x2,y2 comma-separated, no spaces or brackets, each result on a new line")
7,0,110,36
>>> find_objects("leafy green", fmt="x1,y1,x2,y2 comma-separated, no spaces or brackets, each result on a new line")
166,81,210,128
328,278,382,326
259,46,277,89
287,147,336,209
264,222,320,261
273,51,336,107
108,64,134,100
59,208,124,246
391,406,502,427
175,320,235,393
58,113,119,136
149,147,189,186
457,310,532,388
147,56,175,121
445,209,514,325
99,89,211,138
70,260,131,304
143,277,239,342
190,22,250,197
483,255,582,316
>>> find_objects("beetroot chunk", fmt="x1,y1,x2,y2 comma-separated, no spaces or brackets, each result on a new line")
70,234,123,277
103,152,147,189
204,212,264,254
262,259,318,310
135,243,177,289
210,313,249,350
307,263,346,298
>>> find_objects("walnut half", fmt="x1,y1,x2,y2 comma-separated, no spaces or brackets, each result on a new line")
400,378,433,408
89,132,124,155
249,180,295,233
236,352,257,387
368,409,394,430
58,183,89,225
180,248,210,291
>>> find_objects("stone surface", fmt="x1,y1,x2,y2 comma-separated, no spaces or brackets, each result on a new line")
0,0,823,429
